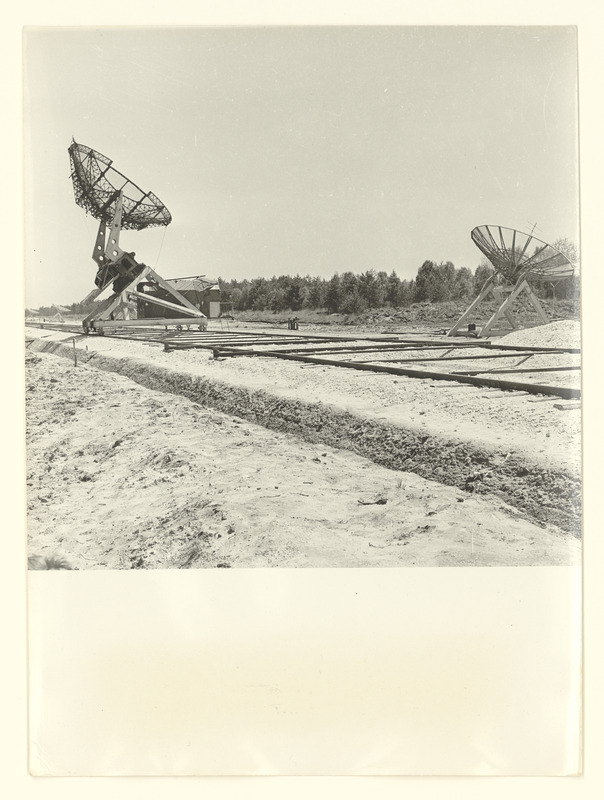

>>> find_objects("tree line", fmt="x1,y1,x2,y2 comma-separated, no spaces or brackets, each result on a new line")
218,263,473,314
219,254,579,315
28,238,579,317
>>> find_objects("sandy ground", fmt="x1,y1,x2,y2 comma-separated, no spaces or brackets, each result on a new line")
26,321,582,477
25,348,579,568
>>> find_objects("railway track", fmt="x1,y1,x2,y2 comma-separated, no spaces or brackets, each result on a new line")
26,321,581,400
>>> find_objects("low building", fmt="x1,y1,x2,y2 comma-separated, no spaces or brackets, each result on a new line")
136,275,221,319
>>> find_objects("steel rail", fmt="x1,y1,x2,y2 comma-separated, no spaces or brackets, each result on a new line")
166,337,322,345
163,338,340,351
26,323,580,397
481,342,580,354
245,342,485,356
213,347,581,399
351,351,573,365
452,365,581,376
28,322,580,354
177,338,580,356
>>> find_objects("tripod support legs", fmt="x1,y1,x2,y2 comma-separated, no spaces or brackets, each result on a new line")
448,276,549,338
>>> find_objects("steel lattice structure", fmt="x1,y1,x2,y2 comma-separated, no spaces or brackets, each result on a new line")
471,225,574,283
67,140,206,332
448,224,575,337
68,140,172,230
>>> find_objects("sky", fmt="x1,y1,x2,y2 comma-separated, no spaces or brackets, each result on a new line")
23,26,579,308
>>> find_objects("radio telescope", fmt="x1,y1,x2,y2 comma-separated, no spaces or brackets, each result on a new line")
448,224,575,337
69,141,172,231
68,140,205,332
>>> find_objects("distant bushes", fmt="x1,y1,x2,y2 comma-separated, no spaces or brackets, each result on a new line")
28,299,107,319
219,257,580,315
29,240,580,316
220,267,423,315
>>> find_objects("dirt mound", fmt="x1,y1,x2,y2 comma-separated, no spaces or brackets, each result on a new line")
498,320,581,349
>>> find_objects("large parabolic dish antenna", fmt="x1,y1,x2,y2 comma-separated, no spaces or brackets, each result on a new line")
471,225,574,283
68,140,172,230
68,139,205,332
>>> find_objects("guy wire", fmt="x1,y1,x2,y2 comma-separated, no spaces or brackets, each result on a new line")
154,225,168,268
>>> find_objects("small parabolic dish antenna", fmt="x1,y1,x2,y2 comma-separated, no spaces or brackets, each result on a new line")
68,140,172,230
470,225,574,283
68,140,205,332
448,225,575,338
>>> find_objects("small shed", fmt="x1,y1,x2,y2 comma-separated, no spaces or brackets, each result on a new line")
136,275,221,319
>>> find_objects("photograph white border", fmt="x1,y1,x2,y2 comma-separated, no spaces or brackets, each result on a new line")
4,0,604,796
